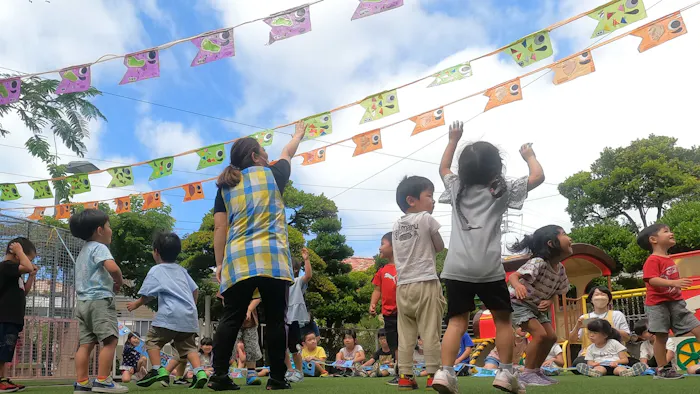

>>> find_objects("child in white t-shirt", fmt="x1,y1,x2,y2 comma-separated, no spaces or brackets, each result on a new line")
576,319,645,378
542,344,564,368
334,329,365,376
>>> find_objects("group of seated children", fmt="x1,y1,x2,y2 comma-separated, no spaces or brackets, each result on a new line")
635,319,700,375
482,328,563,372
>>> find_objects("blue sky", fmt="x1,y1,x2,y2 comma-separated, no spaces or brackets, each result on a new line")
1,0,698,258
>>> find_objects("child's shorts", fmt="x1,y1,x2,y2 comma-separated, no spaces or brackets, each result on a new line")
511,300,551,327
645,300,700,335
444,280,512,319
484,357,500,367
145,327,197,361
236,327,262,362
0,322,22,363
287,322,302,354
76,297,118,345
383,314,398,351
119,365,136,373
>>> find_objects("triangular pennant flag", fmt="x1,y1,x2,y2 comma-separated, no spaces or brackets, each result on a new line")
183,182,205,202
148,157,174,180
142,191,162,210
588,0,646,38
631,12,687,53
410,108,445,136
351,0,404,20
428,62,472,87
29,180,53,199
484,78,522,112
359,90,399,124
115,197,131,214
505,30,553,67
56,65,91,94
55,204,71,220
352,129,382,157
250,130,275,147
302,112,333,141
191,29,235,67
550,50,596,85
300,147,326,166
0,184,21,201
83,202,99,210
0,78,21,105
265,5,312,45
120,50,160,85
107,166,134,188
28,207,46,221
67,174,91,195
196,144,226,170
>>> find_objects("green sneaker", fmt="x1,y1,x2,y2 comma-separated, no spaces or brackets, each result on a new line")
137,367,170,387
190,370,209,389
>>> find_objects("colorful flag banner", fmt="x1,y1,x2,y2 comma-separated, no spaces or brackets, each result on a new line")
183,182,205,202
427,62,472,87
410,108,445,136
302,112,333,141
83,202,99,210
631,12,686,53
484,79,522,112
67,174,91,194
0,184,20,201
589,0,647,38
120,50,160,85
55,204,71,219
142,191,162,210
191,29,235,66
149,157,174,180
28,180,52,200
265,5,312,45
250,130,275,147
196,144,226,170
56,65,91,94
351,0,404,21
550,50,595,85
107,166,134,188
359,90,399,124
0,78,21,105
115,197,131,214
301,147,326,166
28,207,46,221
352,129,382,156
506,30,553,67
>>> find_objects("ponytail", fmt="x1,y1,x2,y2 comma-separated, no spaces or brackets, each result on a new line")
216,165,242,188
216,137,262,189
508,224,564,261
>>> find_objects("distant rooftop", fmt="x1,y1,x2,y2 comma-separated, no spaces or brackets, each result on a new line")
343,257,375,272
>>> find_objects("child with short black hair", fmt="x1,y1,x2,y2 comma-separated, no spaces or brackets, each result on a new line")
0,238,37,393
633,319,659,368
301,332,328,377
126,232,207,389
576,319,646,377
335,329,365,376
361,329,396,378
393,175,445,390
121,332,147,383
70,209,127,393
638,223,700,379
370,231,399,384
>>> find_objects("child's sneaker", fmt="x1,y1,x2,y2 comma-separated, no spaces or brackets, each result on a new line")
398,374,418,390
265,378,291,390
136,367,169,387
190,370,209,389
492,369,526,394
286,370,303,383
536,370,558,384
0,378,19,393
72,381,91,393
207,374,240,391
386,375,399,386
1,379,24,393
92,377,129,393
426,375,434,389
431,369,458,394
575,364,602,378
518,371,552,386
620,363,647,377
320,371,329,378
245,371,261,386
654,365,684,380
173,377,190,385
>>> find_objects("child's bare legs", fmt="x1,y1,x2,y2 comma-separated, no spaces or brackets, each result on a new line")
285,350,293,372
121,369,133,383
591,366,608,376
687,364,700,374
653,332,669,369
75,342,96,382
137,356,147,374
522,320,557,370
293,352,303,373
440,312,468,369
613,366,629,376
492,311,515,370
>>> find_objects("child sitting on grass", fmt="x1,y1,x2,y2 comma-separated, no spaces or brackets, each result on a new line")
334,329,365,376
120,333,147,383
576,319,646,378
301,332,328,377
361,329,395,378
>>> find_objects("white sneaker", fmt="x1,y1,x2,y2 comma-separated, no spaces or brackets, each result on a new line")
493,369,526,394
287,370,304,383
432,369,459,394
91,376,129,393
511,372,526,394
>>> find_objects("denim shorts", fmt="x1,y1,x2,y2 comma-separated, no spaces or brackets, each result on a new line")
484,356,500,367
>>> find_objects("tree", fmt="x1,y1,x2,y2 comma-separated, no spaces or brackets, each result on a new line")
659,200,700,252
0,75,106,203
283,181,337,234
559,135,699,229
568,220,645,273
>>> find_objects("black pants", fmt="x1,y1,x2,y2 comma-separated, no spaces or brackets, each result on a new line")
213,276,289,381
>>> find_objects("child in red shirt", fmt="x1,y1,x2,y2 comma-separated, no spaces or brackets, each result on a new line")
370,232,399,385
639,223,700,379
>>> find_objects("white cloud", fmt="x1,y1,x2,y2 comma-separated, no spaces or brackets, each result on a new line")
135,117,206,173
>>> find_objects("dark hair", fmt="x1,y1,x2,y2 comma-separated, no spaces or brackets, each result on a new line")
126,332,140,344
377,328,387,339
199,337,213,353
343,329,357,342
396,176,434,213
152,232,181,262
5,236,37,256
216,137,263,188
586,318,622,342
292,257,302,273
508,225,565,261
636,223,670,252
69,209,110,241
382,232,392,246
455,141,504,227
633,319,649,336
587,286,612,305
303,331,316,342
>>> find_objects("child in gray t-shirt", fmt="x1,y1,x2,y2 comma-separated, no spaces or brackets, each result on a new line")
284,248,313,383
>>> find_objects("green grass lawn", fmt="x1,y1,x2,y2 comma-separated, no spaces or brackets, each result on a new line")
14,374,700,393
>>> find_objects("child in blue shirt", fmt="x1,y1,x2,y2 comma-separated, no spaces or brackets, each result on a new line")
127,232,207,389
455,332,474,365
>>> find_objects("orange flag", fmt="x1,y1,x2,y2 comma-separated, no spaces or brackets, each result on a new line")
115,196,131,214
631,12,686,53
83,201,99,210
301,147,326,166
410,108,445,136
550,50,595,85
352,129,382,157
183,182,205,202
28,207,46,221
55,204,71,219
143,191,162,210
484,78,522,112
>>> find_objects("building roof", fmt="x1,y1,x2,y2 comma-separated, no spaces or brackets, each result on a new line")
343,257,375,272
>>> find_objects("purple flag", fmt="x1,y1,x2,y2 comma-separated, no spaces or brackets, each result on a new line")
56,65,91,94
264,5,312,45
190,29,235,67
0,78,21,105
351,0,404,21
119,49,160,85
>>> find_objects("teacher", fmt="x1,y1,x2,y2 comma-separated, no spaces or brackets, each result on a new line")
208,124,304,391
